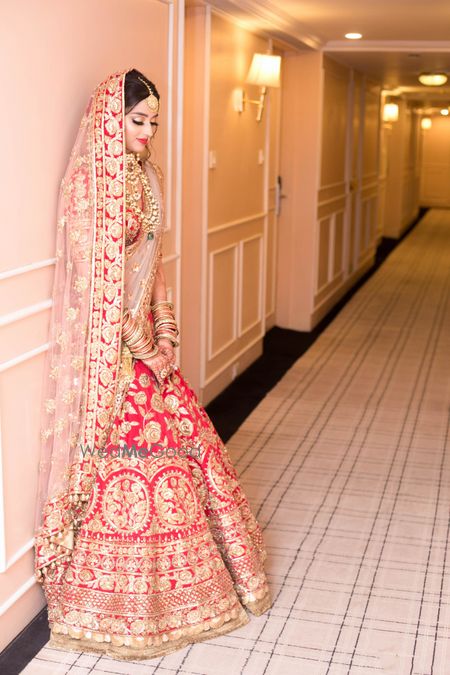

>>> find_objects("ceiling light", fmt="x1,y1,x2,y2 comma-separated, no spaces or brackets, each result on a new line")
418,73,448,86
421,117,432,130
440,108,449,116
345,32,362,40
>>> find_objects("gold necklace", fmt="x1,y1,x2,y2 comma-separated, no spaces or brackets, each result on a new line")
125,153,160,240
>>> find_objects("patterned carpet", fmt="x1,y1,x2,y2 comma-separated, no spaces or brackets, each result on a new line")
22,209,450,674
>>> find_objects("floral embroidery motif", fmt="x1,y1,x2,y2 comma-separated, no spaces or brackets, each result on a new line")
153,469,199,529
103,473,150,532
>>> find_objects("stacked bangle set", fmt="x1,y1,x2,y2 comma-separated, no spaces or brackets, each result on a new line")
122,300,179,362
151,300,179,348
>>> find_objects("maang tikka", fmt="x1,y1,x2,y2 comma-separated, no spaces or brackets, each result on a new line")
138,76,159,113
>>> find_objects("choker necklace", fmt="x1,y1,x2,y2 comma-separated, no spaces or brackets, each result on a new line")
125,153,160,241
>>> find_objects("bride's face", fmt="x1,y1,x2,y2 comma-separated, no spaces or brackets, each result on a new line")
125,98,159,154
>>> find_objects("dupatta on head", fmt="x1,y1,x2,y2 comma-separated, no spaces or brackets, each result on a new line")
34,69,165,583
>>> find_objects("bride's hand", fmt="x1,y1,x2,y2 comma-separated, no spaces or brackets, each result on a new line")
141,347,176,387
160,342,178,376
156,338,176,363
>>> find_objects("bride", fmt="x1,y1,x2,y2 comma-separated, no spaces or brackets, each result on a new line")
33,68,272,661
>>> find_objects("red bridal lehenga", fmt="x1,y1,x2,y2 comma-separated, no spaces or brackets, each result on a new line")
33,69,272,661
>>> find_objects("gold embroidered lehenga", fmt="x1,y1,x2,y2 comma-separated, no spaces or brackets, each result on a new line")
33,69,272,661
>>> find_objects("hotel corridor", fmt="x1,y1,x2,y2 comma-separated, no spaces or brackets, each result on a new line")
5,0,450,671
22,210,450,673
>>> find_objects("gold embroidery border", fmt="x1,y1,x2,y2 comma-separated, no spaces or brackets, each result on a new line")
244,589,272,616
81,72,127,455
48,604,250,661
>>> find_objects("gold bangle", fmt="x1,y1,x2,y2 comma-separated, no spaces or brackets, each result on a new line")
152,305,174,312
124,326,155,354
130,334,157,354
153,316,177,326
127,336,148,352
152,317,175,325
129,334,154,353
154,322,177,332
127,331,148,347
155,334,179,347
154,326,179,337
153,313,176,321
151,300,174,311
154,328,179,339
151,299,173,306
133,345,159,360
122,316,144,344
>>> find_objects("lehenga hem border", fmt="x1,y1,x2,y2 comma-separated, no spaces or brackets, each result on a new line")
47,605,250,661
243,590,272,616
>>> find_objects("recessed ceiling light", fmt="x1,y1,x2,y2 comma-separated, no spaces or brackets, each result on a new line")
345,32,363,40
440,108,449,116
418,73,448,86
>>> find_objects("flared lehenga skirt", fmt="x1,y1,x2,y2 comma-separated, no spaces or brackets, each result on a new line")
43,357,272,660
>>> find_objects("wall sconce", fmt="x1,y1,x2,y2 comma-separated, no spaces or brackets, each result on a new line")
233,53,281,122
421,117,432,130
383,101,399,122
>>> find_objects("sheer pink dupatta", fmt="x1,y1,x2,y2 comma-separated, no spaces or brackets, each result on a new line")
34,69,166,583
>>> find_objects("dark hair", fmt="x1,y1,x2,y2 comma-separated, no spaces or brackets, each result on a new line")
124,69,160,114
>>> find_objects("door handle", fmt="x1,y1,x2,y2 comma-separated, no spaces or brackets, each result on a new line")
275,175,286,215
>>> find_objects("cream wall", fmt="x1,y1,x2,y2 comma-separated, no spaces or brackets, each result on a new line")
382,98,421,238
182,6,281,403
0,0,183,651
420,115,450,207
277,52,381,331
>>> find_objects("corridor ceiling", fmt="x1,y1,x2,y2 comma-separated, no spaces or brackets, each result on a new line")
205,0,450,103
